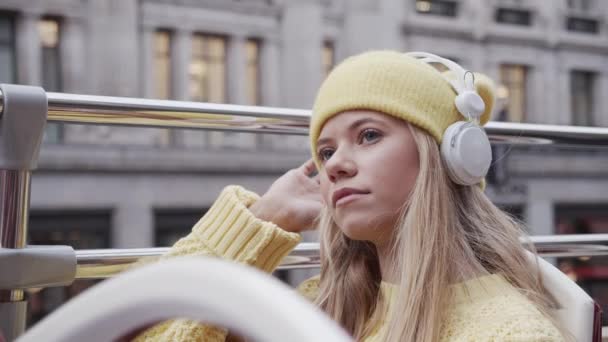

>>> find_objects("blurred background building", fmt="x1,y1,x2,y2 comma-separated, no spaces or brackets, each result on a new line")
0,0,607,326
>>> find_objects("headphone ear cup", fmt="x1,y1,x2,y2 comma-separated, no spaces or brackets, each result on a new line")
440,121,492,186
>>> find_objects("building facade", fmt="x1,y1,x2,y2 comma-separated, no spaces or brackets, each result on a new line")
0,0,607,325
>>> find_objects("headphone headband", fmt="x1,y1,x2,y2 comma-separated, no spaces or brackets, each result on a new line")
405,51,492,187
405,51,484,121
405,52,473,94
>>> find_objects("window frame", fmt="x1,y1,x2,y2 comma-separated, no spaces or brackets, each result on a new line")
414,0,459,17
498,64,529,123
189,33,228,103
0,12,17,84
570,69,596,127
495,7,533,26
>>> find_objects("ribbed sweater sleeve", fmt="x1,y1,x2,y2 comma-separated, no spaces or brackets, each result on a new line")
131,185,302,342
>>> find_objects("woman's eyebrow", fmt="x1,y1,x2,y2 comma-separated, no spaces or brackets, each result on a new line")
348,117,387,132
316,136,332,147
316,118,387,146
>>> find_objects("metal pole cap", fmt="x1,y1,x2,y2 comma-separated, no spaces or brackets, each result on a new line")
0,84,47,171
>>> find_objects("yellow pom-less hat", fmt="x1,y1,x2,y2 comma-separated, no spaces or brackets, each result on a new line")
310,50,496,170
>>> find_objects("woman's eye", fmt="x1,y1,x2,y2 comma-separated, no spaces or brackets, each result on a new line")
318,148,334,161
359,129,381,143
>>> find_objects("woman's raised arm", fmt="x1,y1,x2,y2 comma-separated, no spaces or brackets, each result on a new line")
131,159,322,341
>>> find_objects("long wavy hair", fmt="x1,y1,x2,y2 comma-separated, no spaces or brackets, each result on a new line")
314,123,568,341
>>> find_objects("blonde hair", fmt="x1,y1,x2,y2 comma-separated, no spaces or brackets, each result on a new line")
315,123,569,341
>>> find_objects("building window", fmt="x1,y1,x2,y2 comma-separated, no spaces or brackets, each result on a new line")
322,40,335,78
155,208,207,246
415,0,458,17
570,70,595,126
189,34,227,103
40,18,62,91
246,38,261,105
495,8,532,26
0,14,15,83
39,18,63,144
499,64,527,122
566,17,599,34
154,30,172,100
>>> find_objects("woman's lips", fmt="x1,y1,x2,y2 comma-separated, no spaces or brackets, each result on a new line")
332,188,370,207
335,193,368,207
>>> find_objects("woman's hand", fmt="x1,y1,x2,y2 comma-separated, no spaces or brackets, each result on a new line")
249,159,323,233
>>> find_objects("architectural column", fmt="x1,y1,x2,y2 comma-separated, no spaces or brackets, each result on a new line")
112,203,154,248
87,0,139,96
470,0,489,42
258,36,281,149
596,72,608,126
61,16,87,93
556,67,571,125
540,52,559,124
260,36,281,106
378,0,403,51
172,29,192,101
343,1,388,56
525,199,554,236
471,45,485,73
525,197,556,264
485,59,501,87
227,34,247,105
528,66,545,124
281,0,323,108
172,29,206,148
541,0,560,47
141,25,156,98
16,11,41,86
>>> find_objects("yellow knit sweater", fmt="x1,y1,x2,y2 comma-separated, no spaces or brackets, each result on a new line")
132,186,564,342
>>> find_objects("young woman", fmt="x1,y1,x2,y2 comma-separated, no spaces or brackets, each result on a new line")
133,51,567,341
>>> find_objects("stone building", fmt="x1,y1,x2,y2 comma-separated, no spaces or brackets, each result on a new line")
0,0,607,324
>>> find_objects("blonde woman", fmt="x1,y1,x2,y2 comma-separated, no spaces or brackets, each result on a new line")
133,51,566,341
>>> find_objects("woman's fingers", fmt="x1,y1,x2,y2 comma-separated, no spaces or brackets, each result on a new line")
298,158,317,177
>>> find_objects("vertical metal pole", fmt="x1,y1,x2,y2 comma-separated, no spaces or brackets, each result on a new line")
0,171,31,340
0,84,47,341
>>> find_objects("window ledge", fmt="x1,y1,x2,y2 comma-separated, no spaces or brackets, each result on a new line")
37,144,309,174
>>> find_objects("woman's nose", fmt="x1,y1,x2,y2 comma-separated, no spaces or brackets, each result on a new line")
325,148,357,183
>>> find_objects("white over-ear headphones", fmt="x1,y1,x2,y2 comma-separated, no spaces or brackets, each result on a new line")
405,52,492,186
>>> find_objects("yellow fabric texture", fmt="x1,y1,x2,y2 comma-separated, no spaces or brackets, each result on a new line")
132,185,301,342
133,186,563,342
297,274,564,342
309,50,496,190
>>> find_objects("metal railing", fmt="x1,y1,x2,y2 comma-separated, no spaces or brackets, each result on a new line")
2,90,608,146
1,85,608,340
72,235,608,280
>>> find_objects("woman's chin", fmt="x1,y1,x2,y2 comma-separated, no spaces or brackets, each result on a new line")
336,216,395,243
338,223,375,241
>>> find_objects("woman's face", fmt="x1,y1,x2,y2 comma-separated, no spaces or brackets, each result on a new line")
316,110,420,245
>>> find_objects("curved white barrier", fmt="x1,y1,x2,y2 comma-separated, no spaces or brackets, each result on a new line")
18,257,353,342
535,255,595,342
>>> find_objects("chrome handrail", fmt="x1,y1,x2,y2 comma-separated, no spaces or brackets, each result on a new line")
74,235,608,280
0,90,607,147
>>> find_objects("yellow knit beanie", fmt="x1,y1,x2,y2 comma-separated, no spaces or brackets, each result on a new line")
310,50,496,189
